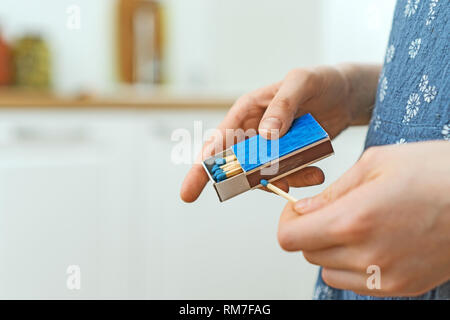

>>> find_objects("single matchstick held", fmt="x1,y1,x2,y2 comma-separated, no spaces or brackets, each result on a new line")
260,179,298,203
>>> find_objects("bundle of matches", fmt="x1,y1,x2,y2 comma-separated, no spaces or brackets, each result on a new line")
211,154,243,182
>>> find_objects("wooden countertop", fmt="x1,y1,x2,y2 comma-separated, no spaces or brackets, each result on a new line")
0,88,235,109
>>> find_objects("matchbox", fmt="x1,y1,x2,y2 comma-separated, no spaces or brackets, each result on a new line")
202,113,334,202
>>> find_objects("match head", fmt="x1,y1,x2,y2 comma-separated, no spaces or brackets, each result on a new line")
215,158,226,165
260,179,269,187
213,169,224,178
216,173,227,182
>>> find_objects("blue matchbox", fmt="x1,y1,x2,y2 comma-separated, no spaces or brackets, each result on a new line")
203,113,334,202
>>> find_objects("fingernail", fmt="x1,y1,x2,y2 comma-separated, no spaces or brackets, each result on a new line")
295,198,312,213
259,118,282,136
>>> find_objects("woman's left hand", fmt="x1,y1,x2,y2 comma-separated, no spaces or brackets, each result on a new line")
278,141,450,297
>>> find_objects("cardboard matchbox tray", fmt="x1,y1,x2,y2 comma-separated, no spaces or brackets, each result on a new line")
202,114,334,202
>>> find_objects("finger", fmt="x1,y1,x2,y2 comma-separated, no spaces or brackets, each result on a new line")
180,127,237,203
285,166,325,187
180,164,210,203
321,268,369,293
225,81,282,132
279,179,380,251
180,83,281,203
180,133,224,203
278,201,341,251
258,69,317,139
303,246,367,272
294,159,366,214
278,201,300,223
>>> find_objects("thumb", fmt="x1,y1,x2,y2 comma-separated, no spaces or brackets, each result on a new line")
294,160,366,214
258,69,317,139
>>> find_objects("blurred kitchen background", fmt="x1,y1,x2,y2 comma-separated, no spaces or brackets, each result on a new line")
0,0,396,299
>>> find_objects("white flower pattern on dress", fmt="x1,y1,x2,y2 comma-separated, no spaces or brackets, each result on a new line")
403,93,421,123
373,115,381,132
404,0,420,17
423,85,437,102
409,38,422,58
313,283,335,300
419,74,429,92
426,0,439,25
386,44,395,63
379,77,388,102
401,74,439,124
378,69,385,86
396,138,407,144
442,124,450,141
418,74,438,103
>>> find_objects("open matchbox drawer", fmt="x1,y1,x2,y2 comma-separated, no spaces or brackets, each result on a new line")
202,114,334,202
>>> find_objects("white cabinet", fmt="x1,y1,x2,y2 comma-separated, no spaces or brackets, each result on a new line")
0,109,366,299
0,111,147,298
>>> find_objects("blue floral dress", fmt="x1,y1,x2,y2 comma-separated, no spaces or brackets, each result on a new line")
314,0,450,300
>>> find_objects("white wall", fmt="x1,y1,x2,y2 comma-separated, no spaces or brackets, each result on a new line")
0,0,397,94
165,0,323,93
164,0,397,92
321,0,397,64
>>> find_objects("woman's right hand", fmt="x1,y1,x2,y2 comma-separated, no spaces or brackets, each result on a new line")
181,64,381,203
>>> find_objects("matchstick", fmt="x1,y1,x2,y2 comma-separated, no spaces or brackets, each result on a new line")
215,154,237,166
260,179,298,203
212,155,244,182
213,162,239,177
216,167,243,182
212,160,239,174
